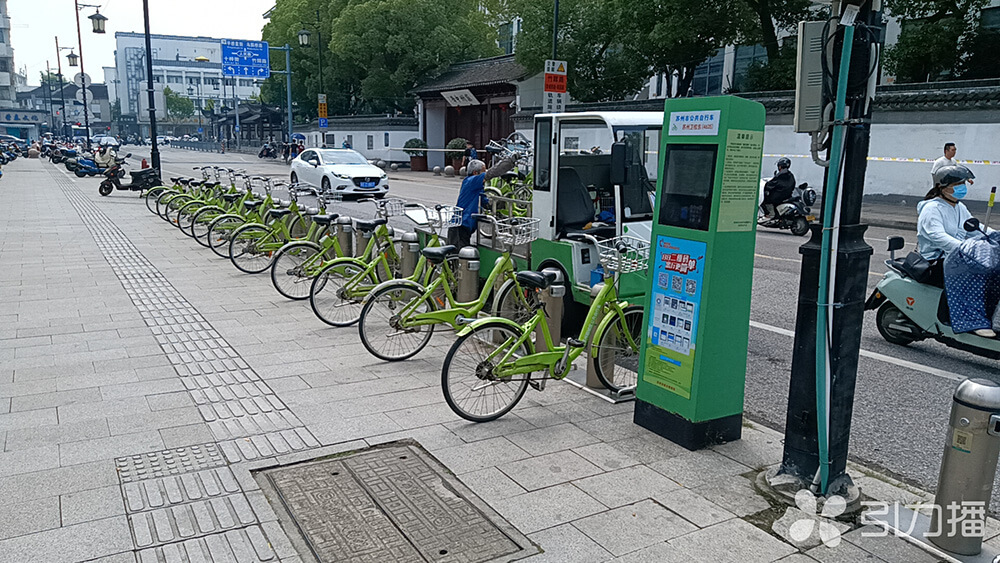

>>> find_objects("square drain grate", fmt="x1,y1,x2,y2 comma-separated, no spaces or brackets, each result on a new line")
256,442,536,563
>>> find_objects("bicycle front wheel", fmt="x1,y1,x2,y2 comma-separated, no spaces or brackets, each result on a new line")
208,215,245,258
442,322,532,422
145,187,167,214
271,241,321,300
176,201,202,235
359,283,435,361
229,224,275,274
191,206,225,244
593,306,644,393
309,258,371,327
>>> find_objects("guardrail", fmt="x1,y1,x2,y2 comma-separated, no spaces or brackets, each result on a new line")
171,140,224,153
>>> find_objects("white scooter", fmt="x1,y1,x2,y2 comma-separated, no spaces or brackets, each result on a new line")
865,218,1000,359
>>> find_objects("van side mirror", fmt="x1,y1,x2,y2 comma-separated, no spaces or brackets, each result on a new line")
887,236,904,252
610,142,627,185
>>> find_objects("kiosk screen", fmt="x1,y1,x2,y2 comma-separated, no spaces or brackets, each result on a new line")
657,145,717,231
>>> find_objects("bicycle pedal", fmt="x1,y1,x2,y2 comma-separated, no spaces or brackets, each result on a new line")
567,338,585,348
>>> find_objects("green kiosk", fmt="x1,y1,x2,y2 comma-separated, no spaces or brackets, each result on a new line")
634,96,766,450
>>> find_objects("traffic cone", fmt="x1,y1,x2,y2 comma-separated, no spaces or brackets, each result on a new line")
141,158,149,169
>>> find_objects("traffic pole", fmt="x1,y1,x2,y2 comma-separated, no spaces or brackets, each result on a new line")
771,3,879,499
142,0,161,172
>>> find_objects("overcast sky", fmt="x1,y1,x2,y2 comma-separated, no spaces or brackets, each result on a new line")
9,0,275,86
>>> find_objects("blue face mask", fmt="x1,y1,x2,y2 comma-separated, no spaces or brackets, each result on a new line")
951,184,968,200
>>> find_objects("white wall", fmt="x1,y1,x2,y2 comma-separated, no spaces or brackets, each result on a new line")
425,103,446,169
762,123,1000,201
298,127,418,163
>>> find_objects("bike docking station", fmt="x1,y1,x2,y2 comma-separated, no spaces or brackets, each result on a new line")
634,95,765,449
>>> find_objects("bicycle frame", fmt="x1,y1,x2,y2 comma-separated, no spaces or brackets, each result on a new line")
333,233,441,301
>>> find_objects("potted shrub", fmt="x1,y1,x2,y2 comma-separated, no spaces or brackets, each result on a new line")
403,138,428,171
446,137,468,170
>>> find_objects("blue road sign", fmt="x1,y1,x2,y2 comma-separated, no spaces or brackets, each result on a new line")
221,39,270,78
235,125,241,132
318,118,328,129
198,127,203,133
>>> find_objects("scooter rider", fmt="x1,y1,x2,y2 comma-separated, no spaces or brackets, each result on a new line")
762,157,796,218
917,164,997,337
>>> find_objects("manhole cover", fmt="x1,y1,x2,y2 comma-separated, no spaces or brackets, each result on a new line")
256,442,535,563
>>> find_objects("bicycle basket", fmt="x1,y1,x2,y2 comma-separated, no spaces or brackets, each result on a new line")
495,217,540,246
597,236,650,274
428,206,463,228
379,198,407,217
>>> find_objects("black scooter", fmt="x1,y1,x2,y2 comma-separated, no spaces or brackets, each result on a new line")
99,154,162,196
758,182,817,236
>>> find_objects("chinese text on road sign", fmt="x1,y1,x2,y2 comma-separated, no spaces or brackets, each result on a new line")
543,59,568,114
221,39,270,78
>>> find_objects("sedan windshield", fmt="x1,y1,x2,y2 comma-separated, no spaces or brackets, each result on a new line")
318,150,368,165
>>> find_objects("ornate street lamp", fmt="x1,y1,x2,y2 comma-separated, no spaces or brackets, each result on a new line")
66,51,79,67
297,28,311,47
88,9,107,34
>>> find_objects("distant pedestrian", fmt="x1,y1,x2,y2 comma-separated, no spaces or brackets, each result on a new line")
291,143,299,159
282,142,291,163
462,141,477,168
932,142,973,184
341,139,351,149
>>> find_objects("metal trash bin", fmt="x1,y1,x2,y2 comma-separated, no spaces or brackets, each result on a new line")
929,378,1000,555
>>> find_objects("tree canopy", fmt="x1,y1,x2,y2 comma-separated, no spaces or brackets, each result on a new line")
163,87,195,122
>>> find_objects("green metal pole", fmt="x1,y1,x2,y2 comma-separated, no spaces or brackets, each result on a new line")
815,23,854,495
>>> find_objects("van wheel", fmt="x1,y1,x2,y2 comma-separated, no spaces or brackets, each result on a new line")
791,217,810,236
876,302,923,346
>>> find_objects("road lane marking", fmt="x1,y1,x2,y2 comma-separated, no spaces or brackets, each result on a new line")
750,321,964,382
754,253,883,277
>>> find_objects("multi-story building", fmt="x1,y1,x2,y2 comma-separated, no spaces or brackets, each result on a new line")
112,32,262,120
0,0,17,110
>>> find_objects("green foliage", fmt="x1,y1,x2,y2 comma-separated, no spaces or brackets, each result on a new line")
403,137,427,157
445,137,467,161
737,46,798,92
883,0,992,83
163,87,195,122
110,100,122,122
39,71,62,87
263,0,499,117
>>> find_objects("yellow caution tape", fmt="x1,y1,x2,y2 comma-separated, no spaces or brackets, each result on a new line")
763,154,999,166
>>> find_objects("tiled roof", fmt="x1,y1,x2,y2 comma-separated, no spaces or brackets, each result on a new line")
412,54,528,95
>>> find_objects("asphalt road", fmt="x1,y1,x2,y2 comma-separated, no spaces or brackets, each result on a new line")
122,146,1000,502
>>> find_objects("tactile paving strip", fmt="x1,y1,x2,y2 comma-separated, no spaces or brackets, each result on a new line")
257,443,535,563
51,170,320,459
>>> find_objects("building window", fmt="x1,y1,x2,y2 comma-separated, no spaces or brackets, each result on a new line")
346,134,353,148
691,50,725,96
238,79,254,87
366,135,374,150
325,133,335,145
498,22,515,55
167,75,183,84
983,6,1000,30
732,44,768,92
384,132,389,147
204,77,219,87
224,78,235,86
187,77,201,85
0,60,8,72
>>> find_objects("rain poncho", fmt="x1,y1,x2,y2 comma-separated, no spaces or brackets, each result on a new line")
943,232,1000,334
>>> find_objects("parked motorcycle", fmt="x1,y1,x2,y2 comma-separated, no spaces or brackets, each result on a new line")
74,146,118,177
98,154,161,196
758,182,817,236
866,218,1000,359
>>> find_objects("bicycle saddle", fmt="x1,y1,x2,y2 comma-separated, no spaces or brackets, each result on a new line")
202,182,221,189
516,270,557,290
178,178,192,186
188,180,203,188
222,193,241,203
169,177,181,183
244,200,263,210
421,245,458,264
355,218,388,232
311,214,340,226
267,209,292,221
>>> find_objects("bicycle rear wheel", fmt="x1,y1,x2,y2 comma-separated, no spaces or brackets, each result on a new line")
494,280,541,325
593,306,644,393
191,206,224,244
441,322,532,422
145,187,167,214
309,258,371,327
176,201,202,235
359,283,435,361
271,241,321,300
229,224,276,274
208,216,244,258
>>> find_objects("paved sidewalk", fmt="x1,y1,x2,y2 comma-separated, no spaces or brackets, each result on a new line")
0,158,972,562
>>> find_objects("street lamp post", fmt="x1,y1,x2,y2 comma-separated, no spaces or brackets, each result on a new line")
266,44,294,143
187,83,203,136
71,1,105,149
54,38,72,138
297,10,325,97
142,0,161,171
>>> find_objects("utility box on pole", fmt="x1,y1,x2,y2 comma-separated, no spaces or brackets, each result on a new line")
634,96,765,450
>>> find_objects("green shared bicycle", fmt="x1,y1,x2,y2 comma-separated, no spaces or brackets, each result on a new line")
226,186,326,274
440,234,647,421
357,214,540,362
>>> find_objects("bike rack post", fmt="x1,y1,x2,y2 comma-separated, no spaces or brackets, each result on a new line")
400,232,419,278
336,217,354,257
585,282,611,389
535,268,565,352
457,247,480,303
929,378,1000,555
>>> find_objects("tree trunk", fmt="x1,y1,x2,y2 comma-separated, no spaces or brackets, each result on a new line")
753,0,781,61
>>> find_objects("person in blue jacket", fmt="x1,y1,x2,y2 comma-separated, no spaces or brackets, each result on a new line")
449,155,516,248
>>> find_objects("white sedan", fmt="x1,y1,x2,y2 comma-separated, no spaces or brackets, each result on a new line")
290,148,388,198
